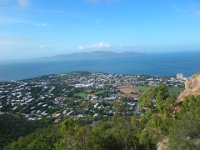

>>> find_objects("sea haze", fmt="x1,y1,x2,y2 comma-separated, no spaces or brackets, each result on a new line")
0,51,200,81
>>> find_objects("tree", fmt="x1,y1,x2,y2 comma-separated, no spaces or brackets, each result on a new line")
139,86,157,109
4,127,60,150
156,84,170,101
168,95,200,149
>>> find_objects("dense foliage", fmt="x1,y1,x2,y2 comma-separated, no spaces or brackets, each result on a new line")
0,114,52,149
168,95,200,150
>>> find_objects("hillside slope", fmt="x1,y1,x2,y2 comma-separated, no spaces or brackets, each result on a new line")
157,73,200,150
178,73,200,101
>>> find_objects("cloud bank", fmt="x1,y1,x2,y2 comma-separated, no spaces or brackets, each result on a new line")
78,42,111,50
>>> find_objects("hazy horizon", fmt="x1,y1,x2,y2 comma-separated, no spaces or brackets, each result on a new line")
0,49,200,64
1,0,200,60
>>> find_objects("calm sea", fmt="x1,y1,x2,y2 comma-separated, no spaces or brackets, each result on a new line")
0,51,200,81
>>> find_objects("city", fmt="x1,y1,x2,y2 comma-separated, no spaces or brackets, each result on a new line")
0,72,184,122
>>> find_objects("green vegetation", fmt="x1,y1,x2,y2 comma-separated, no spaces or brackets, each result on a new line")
4,127,60,150
0,114,52,149
73,92,87,98
168,95,200,150
136,86,148,93
2,84,200,150
169,87,184,97
137,85,184,97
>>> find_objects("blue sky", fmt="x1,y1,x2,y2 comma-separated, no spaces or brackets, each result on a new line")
0,0,200,60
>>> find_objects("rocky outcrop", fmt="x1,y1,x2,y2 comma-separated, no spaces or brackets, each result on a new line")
157,73,200,150
178,73,200,102
157,137,169,150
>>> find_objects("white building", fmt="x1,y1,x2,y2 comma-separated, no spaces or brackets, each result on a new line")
176,73,184,80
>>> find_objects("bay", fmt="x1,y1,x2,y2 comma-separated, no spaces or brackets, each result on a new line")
0,51,200,81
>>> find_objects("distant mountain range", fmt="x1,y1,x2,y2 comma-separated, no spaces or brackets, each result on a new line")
51,51,144,59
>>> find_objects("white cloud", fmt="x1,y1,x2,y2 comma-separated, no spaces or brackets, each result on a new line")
0,0,29,8
17,0,29,8
78,45,85,50
78,42,111,50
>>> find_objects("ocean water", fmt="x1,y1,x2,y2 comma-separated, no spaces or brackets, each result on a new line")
0,51,200,81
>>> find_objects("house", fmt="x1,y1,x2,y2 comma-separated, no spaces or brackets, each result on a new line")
118,86,138,100
94,103,99,108
93,113,98,117
54,97,64,104
176,73,184,80
87,94,98,100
